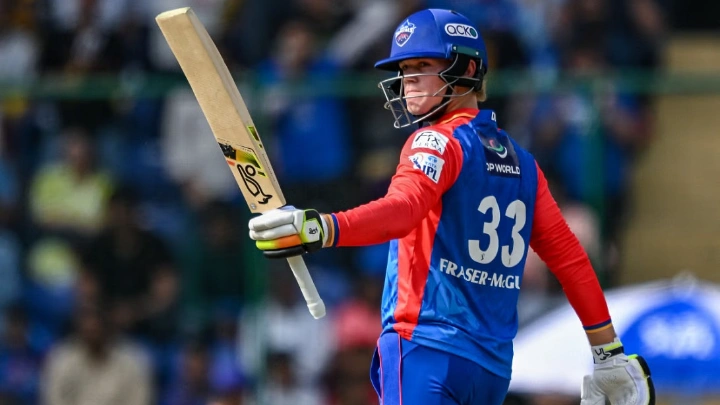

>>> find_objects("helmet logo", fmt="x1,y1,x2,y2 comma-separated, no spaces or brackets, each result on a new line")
395,20,416,47
445,23,478,39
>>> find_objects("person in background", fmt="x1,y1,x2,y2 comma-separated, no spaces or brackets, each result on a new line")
42,302,152,405
0,304,44,405
80,186,179,344
29,127,114,240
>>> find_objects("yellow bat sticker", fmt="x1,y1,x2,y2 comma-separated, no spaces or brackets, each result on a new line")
219,143,267,177
247,126,263,147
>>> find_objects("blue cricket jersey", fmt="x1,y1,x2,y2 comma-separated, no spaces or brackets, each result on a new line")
383,109,537,379
331,108,611,379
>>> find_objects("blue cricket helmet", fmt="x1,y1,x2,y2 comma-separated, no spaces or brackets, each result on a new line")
375,8,488,75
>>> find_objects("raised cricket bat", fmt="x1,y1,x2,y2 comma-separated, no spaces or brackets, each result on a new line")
156,7,326,319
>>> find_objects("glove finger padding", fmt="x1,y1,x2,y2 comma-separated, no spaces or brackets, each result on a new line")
581,375,607,405
250,223,298,241
248,206,298,231
593,355,655,405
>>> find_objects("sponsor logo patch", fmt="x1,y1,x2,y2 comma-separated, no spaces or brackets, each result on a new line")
486,138,507,158
486,162,521,176
481,136,521,178
444,23,478,39
395,20,416,47
411,130,449,154
409,152,445,183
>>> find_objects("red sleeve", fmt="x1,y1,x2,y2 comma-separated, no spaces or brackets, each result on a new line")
330,129,463,247
530,162,612,331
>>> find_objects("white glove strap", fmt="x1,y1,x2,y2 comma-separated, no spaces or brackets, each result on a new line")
319,214,329,246
591,337,624,364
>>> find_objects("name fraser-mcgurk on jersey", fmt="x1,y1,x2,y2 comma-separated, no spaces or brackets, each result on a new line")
438,258,521,289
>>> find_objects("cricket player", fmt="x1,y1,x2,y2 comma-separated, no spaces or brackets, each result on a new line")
248,8,655,405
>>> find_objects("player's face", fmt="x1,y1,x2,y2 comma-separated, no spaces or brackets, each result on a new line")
399,58,451,116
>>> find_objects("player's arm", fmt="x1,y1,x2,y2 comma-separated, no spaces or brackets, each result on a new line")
529,162,654,405
529,162,612,336
248,130,463,257
329,133,463,246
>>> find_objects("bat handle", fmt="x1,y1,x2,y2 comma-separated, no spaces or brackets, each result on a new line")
286,255,326,319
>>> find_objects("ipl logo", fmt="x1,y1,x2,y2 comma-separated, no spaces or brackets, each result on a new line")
409,152,445,183
395,20,416,47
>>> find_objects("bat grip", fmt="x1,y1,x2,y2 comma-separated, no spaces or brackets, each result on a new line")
286,255,326,319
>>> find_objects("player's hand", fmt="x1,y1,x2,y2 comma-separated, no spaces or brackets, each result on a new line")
581,339,655,405
248,206,329,259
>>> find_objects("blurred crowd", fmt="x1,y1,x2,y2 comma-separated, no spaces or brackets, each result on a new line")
0,0,674,404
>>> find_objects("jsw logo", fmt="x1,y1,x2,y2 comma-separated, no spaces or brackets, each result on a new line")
445,23,478,39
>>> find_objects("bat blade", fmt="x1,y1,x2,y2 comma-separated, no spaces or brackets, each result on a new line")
155,7,283,213
156,7,325,319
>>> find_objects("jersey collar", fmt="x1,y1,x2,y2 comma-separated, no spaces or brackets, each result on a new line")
435,108,480,125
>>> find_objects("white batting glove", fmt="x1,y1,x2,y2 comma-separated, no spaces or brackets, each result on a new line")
248,206,330,259
581,338,655,405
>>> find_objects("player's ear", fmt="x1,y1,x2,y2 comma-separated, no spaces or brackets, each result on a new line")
464,60,477,78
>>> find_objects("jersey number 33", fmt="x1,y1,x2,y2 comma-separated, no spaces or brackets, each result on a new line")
469,195,527,268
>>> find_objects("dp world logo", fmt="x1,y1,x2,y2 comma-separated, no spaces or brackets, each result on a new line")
395,20,416,47
445,23,478,39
